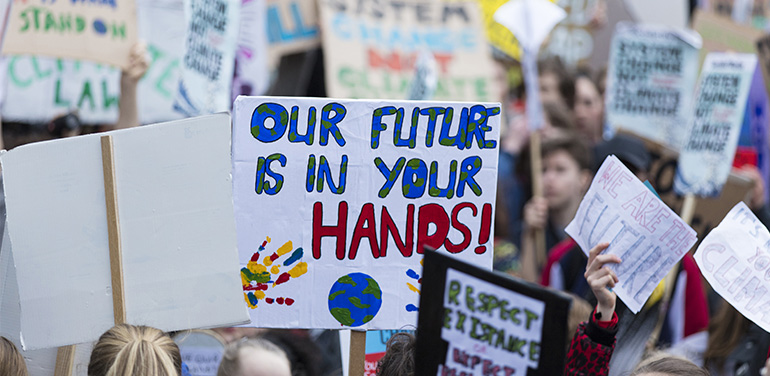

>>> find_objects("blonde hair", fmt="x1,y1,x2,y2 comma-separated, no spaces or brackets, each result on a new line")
88,324,181,376
0,336,28,376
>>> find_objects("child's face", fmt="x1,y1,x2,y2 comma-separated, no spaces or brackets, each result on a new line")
574,77,604,142
542,150,589,210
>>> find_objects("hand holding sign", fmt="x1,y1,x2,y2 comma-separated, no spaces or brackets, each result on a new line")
585,242,620,320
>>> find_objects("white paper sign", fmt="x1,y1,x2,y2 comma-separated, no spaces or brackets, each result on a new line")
605,23,701,150
440,268,544,376
2,114,248,350
232,96,500,330
674,53,758,197
694,202,770,333
565,155,697,313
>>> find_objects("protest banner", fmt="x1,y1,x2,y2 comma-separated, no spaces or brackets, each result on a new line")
2,0,137,68
675,53,760,197
415,250,570,376
625,0,688,29
232,96,500,330
174,0,239,116
693,10,763,56
266,0,320,59
694,202,770,333
1,114,248,350
543,0,598,67
364,329,415,375
174,331,226,376
605,23,702,150
233,0,270,99
318,0,498,102
565,155,698,313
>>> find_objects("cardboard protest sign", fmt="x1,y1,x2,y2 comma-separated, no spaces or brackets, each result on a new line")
565,155,698,313
364,329,415,375
675,53,759,197
605,23,702,150
174,0,239,116
625,0,688,29
318,0,498,102
266,0,319,59
543,0,598,67
2,114,248,350
232,96,500,329
694,202,770,333
2,0,137,68
415,250,570,376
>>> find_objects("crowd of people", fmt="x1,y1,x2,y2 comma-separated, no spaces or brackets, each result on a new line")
1,2,770,376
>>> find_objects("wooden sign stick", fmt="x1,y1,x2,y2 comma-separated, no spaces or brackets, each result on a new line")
349,330,366,376
53,346,76,376
529,132,547,267
101,134,127,325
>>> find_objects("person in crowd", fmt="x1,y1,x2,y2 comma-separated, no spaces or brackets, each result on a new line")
538,56,575,109
518,135,592,282
565,243,709,376
261,329,325,376
0,336,28,376
573,69,605,145
217,337,292,376
376,332,415,376
88,324,182,376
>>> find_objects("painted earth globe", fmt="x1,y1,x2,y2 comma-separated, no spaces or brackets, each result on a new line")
328,272,382,327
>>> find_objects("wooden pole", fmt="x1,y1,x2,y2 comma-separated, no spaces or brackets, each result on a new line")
53,345,75,376
529,131,547,266
101,135,126,325
349,330,366,376
646,193,696,351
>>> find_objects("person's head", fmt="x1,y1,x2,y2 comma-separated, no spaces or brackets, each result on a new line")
542,101,576,140
573,70,604,144
377,332,415,376
703,300,751,372
538,57,575,108
0,337,28,376
217,338,291,376
88,324,182,376
593,134,651,181
541,136,592,212
631,355,709,376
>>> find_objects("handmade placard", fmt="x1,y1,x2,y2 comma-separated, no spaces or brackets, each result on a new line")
565,155,697,313
318,0,497,102
675,53,760,197
605,23,701,150
232,96,500,330
694,202,770,333
415,250,570,376
266,0,320,59
2,0,137,68
1,114,248,350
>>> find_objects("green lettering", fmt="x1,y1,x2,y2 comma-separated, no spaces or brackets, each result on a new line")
75,16,85,32
102,81,119,109
155,59,178,99
44,11,56,32
78,81,95,110
447,280,461,306
443,308,452,329
455,311,466,333
32,58,52,79
54,80,70,106
8,57,33,88
529,341,540,362
465,286,475,312
524,309,540,330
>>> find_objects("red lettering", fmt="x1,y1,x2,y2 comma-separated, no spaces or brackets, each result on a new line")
312,201,348,260
417,203,450,253
445,203,475,253
349,203,378,260
380,204,415,258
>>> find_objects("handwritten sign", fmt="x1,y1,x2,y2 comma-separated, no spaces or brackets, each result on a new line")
318,0,498,102
605,23,701,150
565,155,697,313
694,202,770,333
232,96,500,329
674,53,759,197
2,114,248,350
543,0,597,67
415,250,570,376
3,0,137,68
266,0,319,59
174,0,239,116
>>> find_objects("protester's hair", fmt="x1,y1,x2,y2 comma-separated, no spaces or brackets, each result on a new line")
217,337,290,376
541,135,592,171
376,332,415,376
703,301,750,372
261,329,323,376
1,336,28,376
565,294,592,350
538,56,576,108
631,356,709,376
595,66,608,96
543,101,575,131
87,324,182,376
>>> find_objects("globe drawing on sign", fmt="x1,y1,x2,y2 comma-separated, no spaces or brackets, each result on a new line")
328,272,383,327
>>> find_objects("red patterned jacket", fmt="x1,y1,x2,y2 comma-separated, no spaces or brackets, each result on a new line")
564,310,619,376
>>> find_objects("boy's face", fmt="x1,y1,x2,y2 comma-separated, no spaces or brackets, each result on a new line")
542,150,590,211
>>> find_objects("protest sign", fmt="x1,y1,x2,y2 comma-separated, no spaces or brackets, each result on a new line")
174,331,226,376
415,250,570,376
675,53,759,197
2,0,137,68
625,0,688,29
694,10,763,56
175,0,240,116
266,0,319,59
2,114,248,350
565,155,698,313
605,23,701,150
364,329,415,375
232,96,500,329
543,0,598,67
318,0,498,102
694,202,770,333
233,0,270,99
